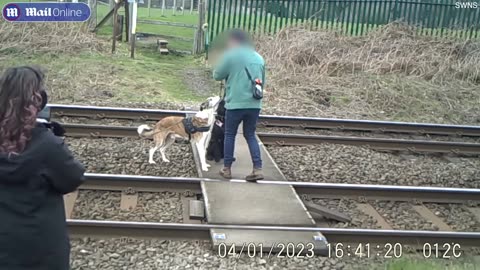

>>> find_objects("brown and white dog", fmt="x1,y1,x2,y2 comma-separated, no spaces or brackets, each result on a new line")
137,96,221,171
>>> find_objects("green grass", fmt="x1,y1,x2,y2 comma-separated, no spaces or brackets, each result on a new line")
95,5,198,51
0,44,212,104
0,0,215,104
0,0,199,51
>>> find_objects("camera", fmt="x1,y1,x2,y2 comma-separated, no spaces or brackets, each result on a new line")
38,106,51,121
36,106,65,137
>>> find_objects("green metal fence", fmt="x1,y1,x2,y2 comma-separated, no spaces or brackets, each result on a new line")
206,0,480,40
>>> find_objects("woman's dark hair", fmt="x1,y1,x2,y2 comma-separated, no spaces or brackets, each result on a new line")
0,66,45,155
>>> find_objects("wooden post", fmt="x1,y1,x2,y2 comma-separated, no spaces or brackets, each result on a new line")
182,0,185,14
161,0,165,15
128,2,133,41
130,0,138,58
124,0,130,42
93,0,97,29
193,0,205,54
109,0,115,25
148,0,151,17
112,2,118,53
116,15,124,41
87,0,97,30
173,0,176,15
190,0,193,14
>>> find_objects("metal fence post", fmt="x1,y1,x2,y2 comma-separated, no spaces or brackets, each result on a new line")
392,0,399,22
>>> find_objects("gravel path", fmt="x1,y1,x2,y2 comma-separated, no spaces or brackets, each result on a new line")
72,191,184,222
67,137,197,177
267,144,480,188
70,238,385,270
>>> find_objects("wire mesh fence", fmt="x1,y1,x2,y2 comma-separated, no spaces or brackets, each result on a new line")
207,0,480,40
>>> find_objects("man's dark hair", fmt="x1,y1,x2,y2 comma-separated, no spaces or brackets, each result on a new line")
228,29,249,44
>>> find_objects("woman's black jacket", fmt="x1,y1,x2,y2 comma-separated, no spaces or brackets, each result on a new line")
0,124,85,270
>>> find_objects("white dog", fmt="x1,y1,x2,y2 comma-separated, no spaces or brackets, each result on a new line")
137,96,221,171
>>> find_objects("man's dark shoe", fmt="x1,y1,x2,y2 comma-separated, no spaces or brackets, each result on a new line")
219,167,232,179
245,168,264,182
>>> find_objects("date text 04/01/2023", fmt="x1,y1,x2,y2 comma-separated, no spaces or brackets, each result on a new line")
217,243,317,258
327,243,463,259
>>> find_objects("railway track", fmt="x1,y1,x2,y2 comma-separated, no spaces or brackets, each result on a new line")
69,220,480,247
67,173,480,248
52,104,480,256
63,123,480,155
81,173,480,203
49,104,480,137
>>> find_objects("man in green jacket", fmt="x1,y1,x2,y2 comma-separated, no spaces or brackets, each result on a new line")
213,29,265,181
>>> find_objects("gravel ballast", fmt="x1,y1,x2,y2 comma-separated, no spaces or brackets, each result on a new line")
257,127,480,143
311,199,381,229
72,191,184,223
425,203,480,232
71,238,387,270
57,116,157,127
267,144,480,188
67,137,197,177
372,201,437,230
71,238,475,270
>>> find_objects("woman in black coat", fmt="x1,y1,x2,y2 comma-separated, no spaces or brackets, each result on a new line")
0,66,85,270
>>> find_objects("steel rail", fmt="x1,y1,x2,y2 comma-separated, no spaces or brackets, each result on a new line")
257,133,480,154
82,173,480,203
49,104,480,136
50,104,192,120
68,219,480,246
63,124,480,155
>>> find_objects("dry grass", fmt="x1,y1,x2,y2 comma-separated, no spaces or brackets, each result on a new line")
0,20,211,105
0,21,108,58
256,23,480,124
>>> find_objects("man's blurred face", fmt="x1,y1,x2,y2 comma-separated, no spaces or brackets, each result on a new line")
227,38,240,49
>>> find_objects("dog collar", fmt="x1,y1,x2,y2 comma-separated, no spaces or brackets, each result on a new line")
182,117,211,141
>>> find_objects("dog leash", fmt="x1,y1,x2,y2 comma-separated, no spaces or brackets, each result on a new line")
219,80,225,100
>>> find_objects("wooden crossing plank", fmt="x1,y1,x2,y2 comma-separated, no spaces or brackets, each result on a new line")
202,181,314,226
195,125,328,253
199,133,286,181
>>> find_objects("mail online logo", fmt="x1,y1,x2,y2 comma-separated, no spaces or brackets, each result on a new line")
3,3,20,21
2,2,91,22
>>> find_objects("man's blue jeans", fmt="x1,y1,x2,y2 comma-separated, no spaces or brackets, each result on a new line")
224,109,262,169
